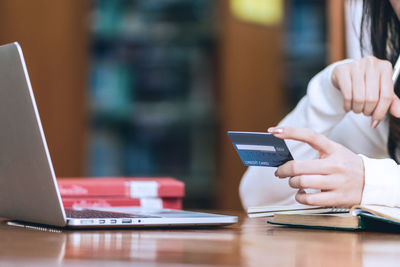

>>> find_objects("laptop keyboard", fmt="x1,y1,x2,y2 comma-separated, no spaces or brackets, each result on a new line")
65,209,160,219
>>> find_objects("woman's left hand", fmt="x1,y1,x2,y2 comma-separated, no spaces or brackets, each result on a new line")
268,126,365,208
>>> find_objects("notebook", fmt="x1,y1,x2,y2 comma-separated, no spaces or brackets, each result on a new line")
268,205,400,231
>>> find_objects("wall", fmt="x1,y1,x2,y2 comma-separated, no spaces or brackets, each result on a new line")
218,0,285,210
0,1,88,177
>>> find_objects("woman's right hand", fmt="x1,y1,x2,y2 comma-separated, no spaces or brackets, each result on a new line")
331,56,400,128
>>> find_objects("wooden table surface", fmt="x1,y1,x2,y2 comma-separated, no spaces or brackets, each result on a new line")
1,212,400,266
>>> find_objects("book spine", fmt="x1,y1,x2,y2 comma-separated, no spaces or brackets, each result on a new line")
58,182,128,198
129,181,185,198
62,197,182,210
58,178,185,198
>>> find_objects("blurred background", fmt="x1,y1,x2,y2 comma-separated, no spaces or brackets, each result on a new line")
0,0,351,210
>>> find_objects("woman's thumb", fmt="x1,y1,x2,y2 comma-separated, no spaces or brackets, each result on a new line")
390,94,400,118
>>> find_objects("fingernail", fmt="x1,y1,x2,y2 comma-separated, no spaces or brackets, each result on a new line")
268,127,283,134
371,120,379,129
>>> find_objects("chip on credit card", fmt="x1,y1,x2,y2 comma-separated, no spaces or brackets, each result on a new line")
228,131,293,167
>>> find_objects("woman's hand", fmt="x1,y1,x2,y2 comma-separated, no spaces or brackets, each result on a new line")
268,126,364,208
331,56,400,128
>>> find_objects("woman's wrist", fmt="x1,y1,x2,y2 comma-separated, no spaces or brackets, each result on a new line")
359,155,400,207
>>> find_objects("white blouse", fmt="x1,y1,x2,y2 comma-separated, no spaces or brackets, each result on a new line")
239,60,400,209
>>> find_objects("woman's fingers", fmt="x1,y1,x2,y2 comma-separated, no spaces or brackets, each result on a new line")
268,126,335,155
288,175,338,190
333,57,398,127
333,65,352,112
295,190,340,207
351,64,366,113
269,125,365,207
275,159,332,178
371,61,394,125
363,61,380,116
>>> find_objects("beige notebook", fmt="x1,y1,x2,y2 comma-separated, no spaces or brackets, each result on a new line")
247,204,349,218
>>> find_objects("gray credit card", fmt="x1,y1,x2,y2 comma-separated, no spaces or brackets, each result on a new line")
228,131,293,167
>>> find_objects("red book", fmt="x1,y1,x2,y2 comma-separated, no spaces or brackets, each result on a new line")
57,177,185,198
62,197,182,210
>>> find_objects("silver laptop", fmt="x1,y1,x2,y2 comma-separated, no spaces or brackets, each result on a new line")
0,42,237,228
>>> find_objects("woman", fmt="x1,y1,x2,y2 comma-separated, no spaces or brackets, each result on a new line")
240,0,400,209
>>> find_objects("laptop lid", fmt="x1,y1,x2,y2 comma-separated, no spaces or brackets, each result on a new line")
0,42,66,226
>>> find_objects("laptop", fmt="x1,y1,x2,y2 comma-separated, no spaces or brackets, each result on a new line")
0,42,237,228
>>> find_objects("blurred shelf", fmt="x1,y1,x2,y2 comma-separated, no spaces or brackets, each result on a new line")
87,0,217,209
90,101,215,127
284,0,328,108
90,25,216,46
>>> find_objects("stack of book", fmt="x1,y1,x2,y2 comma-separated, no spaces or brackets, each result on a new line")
57,177,184,210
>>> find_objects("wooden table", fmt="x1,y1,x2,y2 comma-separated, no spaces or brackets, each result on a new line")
1,212,400,266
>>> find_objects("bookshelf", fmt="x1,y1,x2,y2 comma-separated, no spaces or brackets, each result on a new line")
284,0,328,108
87,0,217,208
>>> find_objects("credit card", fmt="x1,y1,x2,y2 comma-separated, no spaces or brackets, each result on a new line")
228,131,293,167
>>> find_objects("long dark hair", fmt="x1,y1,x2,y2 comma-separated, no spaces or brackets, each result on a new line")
361,0,400,162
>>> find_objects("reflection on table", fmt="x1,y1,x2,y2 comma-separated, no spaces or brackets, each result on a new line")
2,213,400,266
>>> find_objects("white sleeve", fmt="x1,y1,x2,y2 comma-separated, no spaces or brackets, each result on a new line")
360,155,400,207
240,59,353,209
